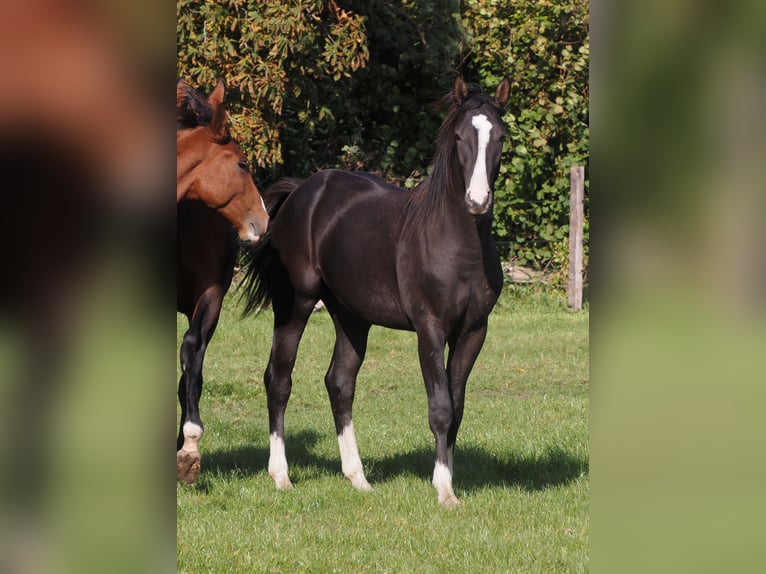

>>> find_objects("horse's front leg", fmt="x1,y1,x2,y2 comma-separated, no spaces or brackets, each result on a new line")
416,325,459,507
445,320,489,466
177,287,224,484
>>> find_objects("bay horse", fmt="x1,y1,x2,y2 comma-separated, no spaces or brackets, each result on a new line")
241,77,510,506
177,78,269,243
176,201,237,484
176,79,269,483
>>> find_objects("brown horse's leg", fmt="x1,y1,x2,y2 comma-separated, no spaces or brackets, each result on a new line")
324,309,372,491
177,287,224,484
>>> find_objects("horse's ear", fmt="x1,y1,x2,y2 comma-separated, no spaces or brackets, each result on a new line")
495,77,511,108
208,79,228,138
454,76,469,105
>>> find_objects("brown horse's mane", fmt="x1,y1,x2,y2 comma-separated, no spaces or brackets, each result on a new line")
176,79,213,129
400,82,501,234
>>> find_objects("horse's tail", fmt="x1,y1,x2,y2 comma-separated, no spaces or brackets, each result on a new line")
239,178,303,317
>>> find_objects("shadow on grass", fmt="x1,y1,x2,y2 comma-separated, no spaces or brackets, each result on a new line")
202,429,336,479
201,430,586,493
370,444,587,492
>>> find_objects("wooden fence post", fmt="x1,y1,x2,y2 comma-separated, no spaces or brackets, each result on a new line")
568,166,585,310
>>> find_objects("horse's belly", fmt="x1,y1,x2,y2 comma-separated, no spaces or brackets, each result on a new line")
323,275,414,331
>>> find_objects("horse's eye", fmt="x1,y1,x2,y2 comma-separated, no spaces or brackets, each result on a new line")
237,161,248,171
454,133,461,141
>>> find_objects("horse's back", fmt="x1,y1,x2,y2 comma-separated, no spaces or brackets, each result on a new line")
273,170,405,249
270,169,412,327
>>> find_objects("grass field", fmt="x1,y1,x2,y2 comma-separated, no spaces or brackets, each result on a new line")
177,284,589,573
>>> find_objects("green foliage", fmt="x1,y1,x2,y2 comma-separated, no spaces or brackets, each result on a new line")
275,0,465,183
177,0,589,279
459,0,589,273
329,0,463,183
177,0,369,170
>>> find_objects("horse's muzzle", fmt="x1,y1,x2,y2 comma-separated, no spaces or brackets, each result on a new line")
465,193,491,215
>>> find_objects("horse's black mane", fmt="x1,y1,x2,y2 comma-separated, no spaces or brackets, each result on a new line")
177,79,213,130
401,82,502,233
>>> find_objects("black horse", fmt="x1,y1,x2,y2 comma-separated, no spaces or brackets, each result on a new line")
242,77,510,506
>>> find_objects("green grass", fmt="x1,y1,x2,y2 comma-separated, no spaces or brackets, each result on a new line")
177,284,589,573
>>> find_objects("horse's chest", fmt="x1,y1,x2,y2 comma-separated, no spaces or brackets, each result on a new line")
460,273,501,318
401,252,500,322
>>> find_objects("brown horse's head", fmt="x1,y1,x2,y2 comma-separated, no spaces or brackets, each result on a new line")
177,79,268,243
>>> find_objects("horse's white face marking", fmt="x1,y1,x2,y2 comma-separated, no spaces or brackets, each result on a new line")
338,422,372,491
269,433,292,489
466,113,493,213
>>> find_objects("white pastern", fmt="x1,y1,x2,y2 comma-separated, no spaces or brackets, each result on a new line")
466,113,493,211
338,423,372,491
269,433,293,489
433,461,460,507
181,422,203,452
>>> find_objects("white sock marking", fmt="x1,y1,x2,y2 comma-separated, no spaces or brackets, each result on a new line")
466,113,493,211
338,422,372,491
269,433,292,489
432,460,458,505
181,422,203,452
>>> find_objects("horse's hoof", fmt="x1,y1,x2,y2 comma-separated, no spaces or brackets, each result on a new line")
439,494,461,508
349,475,373,492
271,473,294,490
177,449,201,484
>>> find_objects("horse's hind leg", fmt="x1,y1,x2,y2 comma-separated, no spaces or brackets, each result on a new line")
264,294,316,490
177,286,224,484
324,310,372,491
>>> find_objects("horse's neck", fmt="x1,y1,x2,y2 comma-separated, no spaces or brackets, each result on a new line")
428,186,496,254
443,173,493,243
447,161,496,247
401,169,495,253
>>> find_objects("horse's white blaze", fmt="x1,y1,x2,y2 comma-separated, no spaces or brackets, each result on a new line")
269,433,292,489
432,461,458,505
181,422,203,452
338,423,372,491
466,113,493,210
247,196,268,241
